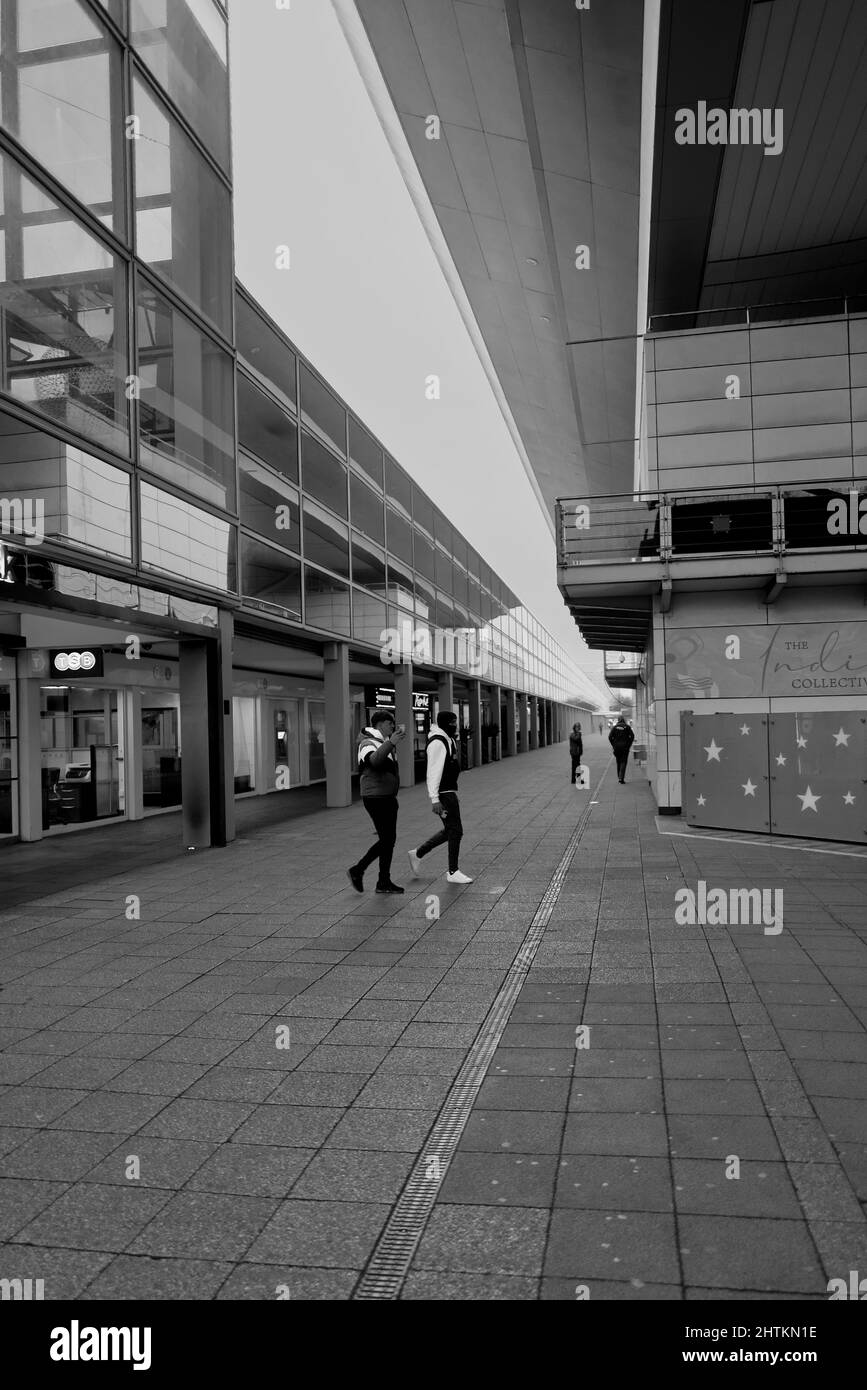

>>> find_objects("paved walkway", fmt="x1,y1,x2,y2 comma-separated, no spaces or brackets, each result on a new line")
0,734,865,1300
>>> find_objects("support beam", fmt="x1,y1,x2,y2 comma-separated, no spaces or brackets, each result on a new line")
765,571,787,605
530,696,539,751
518,693,528,753
468,679,482,769
324,642,352,808
437,671,454,717
504,690,517,756
179,611,233,849
394,663,414,787
489,683,501,760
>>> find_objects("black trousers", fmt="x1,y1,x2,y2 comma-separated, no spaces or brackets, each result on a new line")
570,753,583,782
417,792,463,873
614,749,629,781
357,795,398,883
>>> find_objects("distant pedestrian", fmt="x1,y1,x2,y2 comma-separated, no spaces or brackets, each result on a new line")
348,710,406,894
569,722,584,784
408,710,473,885
608,716,634,784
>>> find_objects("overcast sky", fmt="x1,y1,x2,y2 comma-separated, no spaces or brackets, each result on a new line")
229,0,607,699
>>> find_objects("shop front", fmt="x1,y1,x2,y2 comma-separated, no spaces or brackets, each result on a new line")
233,669,366,796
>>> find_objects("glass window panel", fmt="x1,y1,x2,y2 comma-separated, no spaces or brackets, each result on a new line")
384,455,411,515
434,509,452,553
304,567,350,636
435,549,452,591
436,591,454,629
414,531,435,582
412,485,433,537
350,472,384,544
452,529,467,569
239,457,299,552
386,556,413,612
241,536,301,616
414,571,435,615
236,296,296,411
301,431,347,518
352,592,387,646
351,532,386,593
5,0,122,229
140,480,235,589
238,375,298,482
467,576,481,616
302,498,349,577
131,0,230,168
0,156,129,454
0,409,131,558
133,77,232,335
386,507,413,566
300,364,345,456
137,277,235,511
349,417,383,488
451,565,467,605
467,549,480,580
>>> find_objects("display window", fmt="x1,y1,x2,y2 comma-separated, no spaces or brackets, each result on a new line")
40,685,122,830
0,676,17,837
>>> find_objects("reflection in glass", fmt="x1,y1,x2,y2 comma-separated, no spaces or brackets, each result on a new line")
301,432,347,517
240,457,300,552
305,568,351,637
0,154,129,453
137,277,235,511
351,532,386,594
349,417,383,488
386,507,412,566
350,473,384,544
302,499,349,577
133,78,233,334
386,556,413,613
238,375,298,482
241,536,301,616
236,295,297,410
300,365,345,456
352,592,387,646
140,480,235,590
385,455,412,515
131,0,230,168
5,0,122,230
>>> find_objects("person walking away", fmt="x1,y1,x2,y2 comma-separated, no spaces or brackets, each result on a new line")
348,709,406,894
408,710,473,885
608,716,634,784
569,722,584,784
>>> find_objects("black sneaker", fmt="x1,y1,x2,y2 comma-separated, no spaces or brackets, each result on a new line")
347,866,364,893
375,881,405,894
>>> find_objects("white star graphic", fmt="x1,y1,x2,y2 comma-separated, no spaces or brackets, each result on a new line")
797,786,821,813
796,735,808,749
776,753,787,766
740,724,750,736
742,779,757,797
844,792,856,806
704,739,723,762
696,795,706,807
833,728,851,747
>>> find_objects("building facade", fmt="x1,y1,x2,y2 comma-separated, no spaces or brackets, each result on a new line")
0,0,604,847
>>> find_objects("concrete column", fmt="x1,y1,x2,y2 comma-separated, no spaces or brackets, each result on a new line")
489,683,501,760
17,673,42,842
529,696,539,751
394,663,414,786
179,609,234,849
324,642,351,808
468,678,482,769
504,689,517,756
437,671,454,718
124,687,144,821
518,693,528,754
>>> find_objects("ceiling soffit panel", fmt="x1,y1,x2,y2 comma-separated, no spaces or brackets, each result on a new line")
356,0,645,510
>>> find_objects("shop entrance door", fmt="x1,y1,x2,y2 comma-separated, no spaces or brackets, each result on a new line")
41,686,122,830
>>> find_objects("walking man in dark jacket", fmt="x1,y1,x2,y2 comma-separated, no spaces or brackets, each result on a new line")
608,716,634,784
348,709,406,894
407,710,473,884
569,722,584,784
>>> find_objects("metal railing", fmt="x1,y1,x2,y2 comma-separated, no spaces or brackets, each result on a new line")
557,478,867,569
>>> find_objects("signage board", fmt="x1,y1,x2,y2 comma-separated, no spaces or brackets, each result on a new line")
49,648,104,679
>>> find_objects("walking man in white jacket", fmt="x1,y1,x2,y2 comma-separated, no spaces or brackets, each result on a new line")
408,710,473,885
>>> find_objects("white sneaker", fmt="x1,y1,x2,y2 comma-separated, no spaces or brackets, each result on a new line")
407,849,422,877
446,870,473,885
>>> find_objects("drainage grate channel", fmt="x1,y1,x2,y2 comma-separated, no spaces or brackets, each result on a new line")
352,769,608,1300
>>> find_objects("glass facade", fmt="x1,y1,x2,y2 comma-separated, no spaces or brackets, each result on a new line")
0,3,596,713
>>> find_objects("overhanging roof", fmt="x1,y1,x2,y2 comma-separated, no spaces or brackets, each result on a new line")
346,0,645,519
